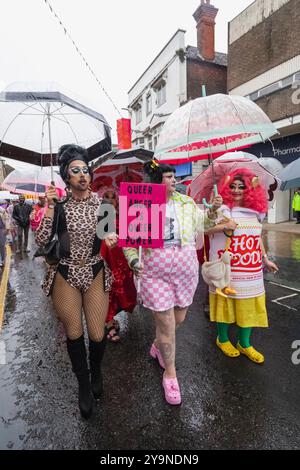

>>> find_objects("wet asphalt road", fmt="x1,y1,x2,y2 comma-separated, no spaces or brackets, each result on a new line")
1,232,300,450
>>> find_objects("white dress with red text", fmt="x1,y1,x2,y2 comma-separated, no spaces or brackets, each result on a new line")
209,206,265,299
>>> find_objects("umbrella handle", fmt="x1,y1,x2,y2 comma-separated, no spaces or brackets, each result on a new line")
50,180,59,202
202,184,218,208
136,246,142,294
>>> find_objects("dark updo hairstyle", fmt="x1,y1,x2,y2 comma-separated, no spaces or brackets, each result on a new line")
143,160,176,184
57,144,91,183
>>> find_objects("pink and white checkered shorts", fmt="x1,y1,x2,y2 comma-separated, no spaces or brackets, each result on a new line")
140,245,199,312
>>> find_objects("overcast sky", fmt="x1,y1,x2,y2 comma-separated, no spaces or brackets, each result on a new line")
0,0,254,167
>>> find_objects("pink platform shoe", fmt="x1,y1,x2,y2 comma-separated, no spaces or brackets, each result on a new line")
162,376,181,405
150,343,165,369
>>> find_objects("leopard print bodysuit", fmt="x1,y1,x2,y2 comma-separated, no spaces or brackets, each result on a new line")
35,193,112,296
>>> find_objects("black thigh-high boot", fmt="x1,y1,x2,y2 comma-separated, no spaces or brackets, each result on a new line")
89,337,106,399
66,335,94,419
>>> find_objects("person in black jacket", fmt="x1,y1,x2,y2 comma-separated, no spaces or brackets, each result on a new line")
12,195,32,253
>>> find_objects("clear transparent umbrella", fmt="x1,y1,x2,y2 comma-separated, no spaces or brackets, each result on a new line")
278,157,300,190
0,82,112,180
154,94,278,164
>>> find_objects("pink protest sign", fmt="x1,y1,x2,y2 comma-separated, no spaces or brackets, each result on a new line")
118,182,167,248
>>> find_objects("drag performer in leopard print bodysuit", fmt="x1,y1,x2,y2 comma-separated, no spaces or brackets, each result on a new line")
35,144,118,419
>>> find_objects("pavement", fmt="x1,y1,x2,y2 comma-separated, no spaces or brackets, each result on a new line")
0,245,12,332
263,221,300,234
0,230,300,450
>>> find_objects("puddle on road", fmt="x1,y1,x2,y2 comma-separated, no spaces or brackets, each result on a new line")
263,231,300,260
263,231,300,290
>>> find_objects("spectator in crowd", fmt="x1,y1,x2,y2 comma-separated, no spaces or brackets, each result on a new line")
0,205,9,267
292,188,300,224
12,195,32,253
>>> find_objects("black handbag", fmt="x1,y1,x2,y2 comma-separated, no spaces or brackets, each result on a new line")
34,206,61,265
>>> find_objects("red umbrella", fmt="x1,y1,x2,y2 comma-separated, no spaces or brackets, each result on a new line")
91,148,153,194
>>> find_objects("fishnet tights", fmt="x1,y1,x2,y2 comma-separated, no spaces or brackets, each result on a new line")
52,270,109,341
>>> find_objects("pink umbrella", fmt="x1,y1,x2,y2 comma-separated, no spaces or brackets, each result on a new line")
188,152,280,206
2,166,65,197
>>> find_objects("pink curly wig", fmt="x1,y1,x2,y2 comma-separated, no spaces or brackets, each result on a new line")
218,167,268,213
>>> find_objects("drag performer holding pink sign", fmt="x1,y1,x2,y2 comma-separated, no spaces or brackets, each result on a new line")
206,168,278,364
124,160,222,405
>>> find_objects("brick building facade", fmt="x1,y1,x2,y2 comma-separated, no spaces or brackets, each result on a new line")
228,0,300,222
187,1,227,102
228,0,300,87
187,48,227,100
228,0,300,123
